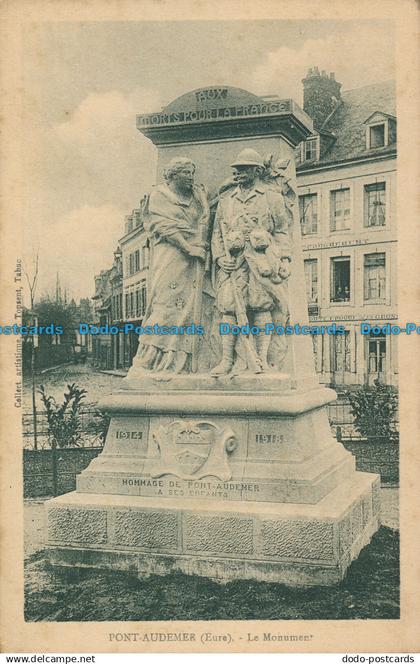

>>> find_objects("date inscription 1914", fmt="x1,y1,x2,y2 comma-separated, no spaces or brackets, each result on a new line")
115,431,144,440
255,433,284,444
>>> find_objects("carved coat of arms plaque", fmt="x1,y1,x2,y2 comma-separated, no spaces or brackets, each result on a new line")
146,420,237,481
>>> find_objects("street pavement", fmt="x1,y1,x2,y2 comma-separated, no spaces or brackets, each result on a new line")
23,363,124,410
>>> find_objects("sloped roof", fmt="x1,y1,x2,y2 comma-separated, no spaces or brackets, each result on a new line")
298,80,396,169
363,110,396,124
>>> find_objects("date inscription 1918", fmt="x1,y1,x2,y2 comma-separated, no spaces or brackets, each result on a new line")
255,433,284,444
116,431,143,440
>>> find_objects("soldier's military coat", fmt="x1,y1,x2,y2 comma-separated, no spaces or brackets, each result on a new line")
211,179,292,370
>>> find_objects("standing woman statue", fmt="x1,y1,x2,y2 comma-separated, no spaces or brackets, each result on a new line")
132,158,210,374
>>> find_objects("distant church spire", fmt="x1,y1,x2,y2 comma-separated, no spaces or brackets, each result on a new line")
55,272,62,304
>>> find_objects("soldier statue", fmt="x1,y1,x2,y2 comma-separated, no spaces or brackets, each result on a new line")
210,148,292,375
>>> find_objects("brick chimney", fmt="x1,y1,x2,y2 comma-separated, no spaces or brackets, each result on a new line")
302,68,342,130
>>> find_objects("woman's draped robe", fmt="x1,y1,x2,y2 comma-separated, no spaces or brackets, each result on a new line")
132,183,214,373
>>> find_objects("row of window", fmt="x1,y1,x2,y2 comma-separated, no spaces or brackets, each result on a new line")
313,332,386,374
111,293,123,321
299,182,386,236
122,254,385,316
304,252,386,305
125,282,147,319
126,245,149,277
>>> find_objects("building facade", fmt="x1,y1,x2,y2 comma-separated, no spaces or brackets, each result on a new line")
91,248,126,370
109,247,126,369
91,208,149,372
119,206,149,368
91,267,113,369
297,70,397,388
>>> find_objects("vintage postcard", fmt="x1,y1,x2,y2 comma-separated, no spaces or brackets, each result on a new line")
0,0,419,656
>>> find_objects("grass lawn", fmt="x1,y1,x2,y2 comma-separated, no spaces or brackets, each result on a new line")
24,526,399,622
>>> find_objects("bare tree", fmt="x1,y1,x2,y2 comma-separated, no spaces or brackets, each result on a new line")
23,250,40,450
23,251,39,310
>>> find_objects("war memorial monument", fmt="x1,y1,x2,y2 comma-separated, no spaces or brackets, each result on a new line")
44,86,380,586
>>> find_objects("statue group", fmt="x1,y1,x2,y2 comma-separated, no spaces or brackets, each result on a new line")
132,148,296,378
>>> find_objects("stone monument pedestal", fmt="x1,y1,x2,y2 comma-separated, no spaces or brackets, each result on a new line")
45,381,380,586
44,85,380,587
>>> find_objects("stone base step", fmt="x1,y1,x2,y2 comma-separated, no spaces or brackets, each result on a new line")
45,471,380,586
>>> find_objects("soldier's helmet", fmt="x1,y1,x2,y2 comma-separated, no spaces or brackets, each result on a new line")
230,148,265,168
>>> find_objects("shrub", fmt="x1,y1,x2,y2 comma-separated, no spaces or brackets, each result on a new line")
346,380,398,441
38,383,87,448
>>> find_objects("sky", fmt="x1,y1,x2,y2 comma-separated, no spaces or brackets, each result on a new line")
22,19,395,301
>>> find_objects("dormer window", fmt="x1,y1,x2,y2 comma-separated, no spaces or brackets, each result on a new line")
364,112,396,150
125,216,134,234
369,124,385,148
301,136,319,163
